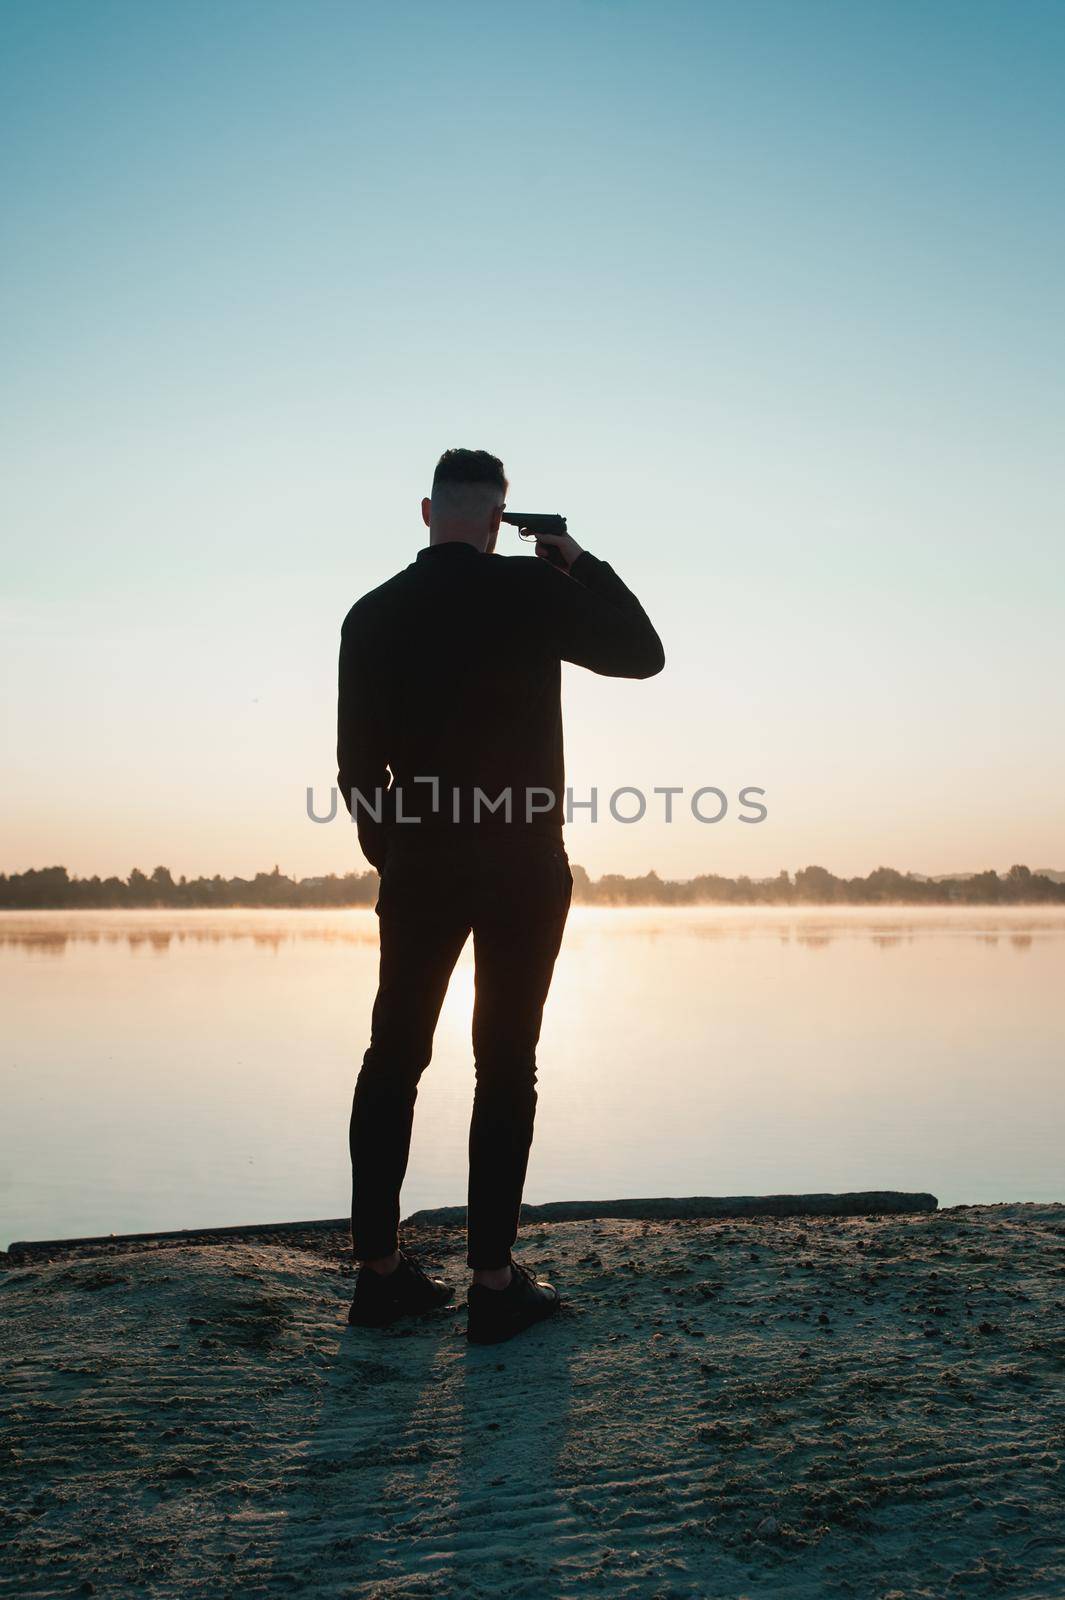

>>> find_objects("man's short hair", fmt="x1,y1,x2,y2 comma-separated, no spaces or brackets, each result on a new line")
432,448,508,497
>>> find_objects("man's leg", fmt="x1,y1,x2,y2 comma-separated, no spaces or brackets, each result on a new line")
467,846,572,1272
350,855,470,1263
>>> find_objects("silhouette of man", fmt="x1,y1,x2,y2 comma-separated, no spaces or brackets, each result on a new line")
339,448,664,1342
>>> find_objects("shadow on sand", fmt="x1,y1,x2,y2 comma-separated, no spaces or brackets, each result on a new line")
264,1263,576,1597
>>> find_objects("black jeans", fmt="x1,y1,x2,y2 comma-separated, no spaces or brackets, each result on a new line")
350,834,573,1269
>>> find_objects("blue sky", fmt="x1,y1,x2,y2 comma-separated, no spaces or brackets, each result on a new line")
2,0,1063,879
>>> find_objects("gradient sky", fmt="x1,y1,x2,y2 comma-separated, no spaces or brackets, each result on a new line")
2,0,1063,883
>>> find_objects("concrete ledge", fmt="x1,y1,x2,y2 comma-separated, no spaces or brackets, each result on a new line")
4,1216,349,1264
405,1190,939,1226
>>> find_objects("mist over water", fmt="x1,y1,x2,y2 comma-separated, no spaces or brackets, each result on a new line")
2,907,1062,1245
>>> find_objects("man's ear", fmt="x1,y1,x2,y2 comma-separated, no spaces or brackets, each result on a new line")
421,496,432,529
490,504,503,535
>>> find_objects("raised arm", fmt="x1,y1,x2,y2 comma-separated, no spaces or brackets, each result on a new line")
337,620,390,871
532,533,665,679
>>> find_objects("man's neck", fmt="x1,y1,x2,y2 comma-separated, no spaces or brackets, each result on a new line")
428,531,486,551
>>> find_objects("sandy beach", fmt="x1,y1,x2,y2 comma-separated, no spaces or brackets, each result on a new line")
2,1202,1062,1599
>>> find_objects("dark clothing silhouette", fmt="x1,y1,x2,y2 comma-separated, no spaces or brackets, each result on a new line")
337,544,664,868
350,834,572,1267
338,542,663,1268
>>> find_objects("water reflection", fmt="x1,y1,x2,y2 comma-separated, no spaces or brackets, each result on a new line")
0,918,381,955
1,906,1062,957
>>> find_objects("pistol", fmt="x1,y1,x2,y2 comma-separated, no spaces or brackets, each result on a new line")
499,511,569,568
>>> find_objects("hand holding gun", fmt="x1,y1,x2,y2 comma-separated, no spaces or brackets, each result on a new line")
500,511,584,573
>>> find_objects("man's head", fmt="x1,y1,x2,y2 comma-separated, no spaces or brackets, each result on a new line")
423,448,508,553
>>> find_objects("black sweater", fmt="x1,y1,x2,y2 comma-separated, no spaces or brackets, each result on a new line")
337,543,664,869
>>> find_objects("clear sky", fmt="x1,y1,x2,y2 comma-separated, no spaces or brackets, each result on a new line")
2,0,1063,883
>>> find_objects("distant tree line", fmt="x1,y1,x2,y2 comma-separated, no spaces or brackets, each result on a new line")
2,862,1063,909
570,863,1065,905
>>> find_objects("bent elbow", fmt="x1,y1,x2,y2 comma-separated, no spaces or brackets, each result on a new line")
609,640,664,680
636,639,665,679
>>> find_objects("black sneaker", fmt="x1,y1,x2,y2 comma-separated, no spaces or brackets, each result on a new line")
347,1252,453,1328
467,1259,561,1345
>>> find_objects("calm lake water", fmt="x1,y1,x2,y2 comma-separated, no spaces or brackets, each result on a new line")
1,907,1062,1246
